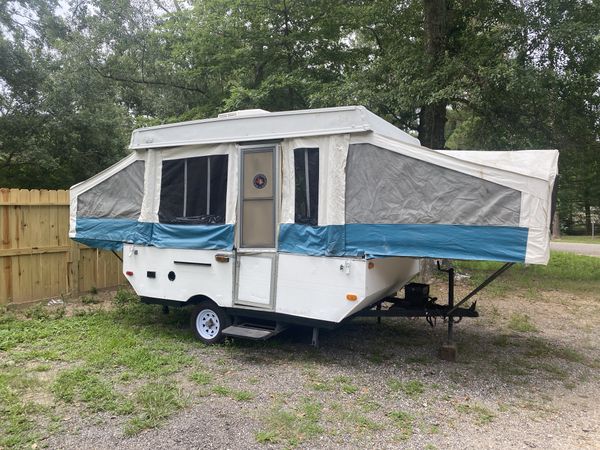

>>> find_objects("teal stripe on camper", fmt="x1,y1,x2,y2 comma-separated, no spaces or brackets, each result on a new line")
151,223,234,250
75,218,234,251
278,224,345,256
74,218,153,251
278,223,528,263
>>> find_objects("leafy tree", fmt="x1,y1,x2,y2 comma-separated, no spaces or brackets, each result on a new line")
0,0,131,188
0,0,598,233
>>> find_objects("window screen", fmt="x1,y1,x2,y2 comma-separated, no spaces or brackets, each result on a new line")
159,155,228,224
294,148,319,226
77,160,145,219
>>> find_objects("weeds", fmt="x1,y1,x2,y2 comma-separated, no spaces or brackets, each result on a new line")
125,383,186,435
255,398,324,447
81,295,100,305
456,403,495,425
24,304,65,320
113,288,138,307
387,410,414,439
212,385,254,401
52,367,133,414
190,370,212,385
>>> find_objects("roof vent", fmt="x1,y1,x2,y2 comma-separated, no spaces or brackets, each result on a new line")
218,109,270,119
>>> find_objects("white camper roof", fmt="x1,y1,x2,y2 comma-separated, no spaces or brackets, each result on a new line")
129,106,421,150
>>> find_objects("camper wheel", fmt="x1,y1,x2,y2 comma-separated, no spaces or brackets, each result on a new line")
190,301,230,344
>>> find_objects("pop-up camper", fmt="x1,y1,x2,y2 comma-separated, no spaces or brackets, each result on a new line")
70,106,558,347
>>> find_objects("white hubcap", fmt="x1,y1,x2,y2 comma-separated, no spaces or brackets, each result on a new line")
196,309,220,340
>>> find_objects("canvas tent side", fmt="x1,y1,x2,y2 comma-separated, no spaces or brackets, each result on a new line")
70,106,558,266
277,132,557,265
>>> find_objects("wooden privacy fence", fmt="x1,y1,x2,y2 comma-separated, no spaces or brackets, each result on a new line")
1,188,125,307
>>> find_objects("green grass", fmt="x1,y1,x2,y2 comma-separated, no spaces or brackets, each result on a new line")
52,367,133,414
454,251,600,294
456,403,495,425
212,385,255,401
81,295,100,305
357,396,381,413
190,370,212,385
255,398,324,447
125,383,186,435
0,370,44,448
387,379,425,398
0,294,200,443
335,407,383,432
332,375,359,394
342,383,359,394
387,410,414,439
507,313,538,333
553,235,600,244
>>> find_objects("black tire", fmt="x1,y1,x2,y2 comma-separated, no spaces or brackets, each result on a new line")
190,301,230,344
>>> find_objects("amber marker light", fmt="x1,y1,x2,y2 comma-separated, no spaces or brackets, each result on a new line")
368,261,375,269
346,294,358,301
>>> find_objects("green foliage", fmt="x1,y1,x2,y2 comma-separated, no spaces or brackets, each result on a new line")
81,295,100,305
113,288,139,307
1,0,598,225
24,303,65,320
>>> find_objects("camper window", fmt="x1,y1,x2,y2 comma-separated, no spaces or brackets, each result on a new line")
77,160,145,219
294,148,319,226
159,155,228,224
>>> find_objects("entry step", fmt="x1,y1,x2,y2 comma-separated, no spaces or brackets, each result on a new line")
222,323,286,340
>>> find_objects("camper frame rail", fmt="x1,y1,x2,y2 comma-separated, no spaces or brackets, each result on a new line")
354,261,515,360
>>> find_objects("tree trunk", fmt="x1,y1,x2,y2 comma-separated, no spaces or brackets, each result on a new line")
551,211,560,239
419,0,449,149
585,202,592,235
418,0,450,279
419,258,436,284
419,103,447,149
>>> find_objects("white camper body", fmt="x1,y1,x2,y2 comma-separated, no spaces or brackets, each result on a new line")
70,106,558,342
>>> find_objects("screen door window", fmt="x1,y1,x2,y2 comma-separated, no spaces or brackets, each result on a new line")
241,147,275,247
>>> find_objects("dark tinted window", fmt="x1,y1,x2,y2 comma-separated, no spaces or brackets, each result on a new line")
159,155,228,224
294,148,319,225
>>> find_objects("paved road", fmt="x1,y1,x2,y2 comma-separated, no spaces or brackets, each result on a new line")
550,241,600,257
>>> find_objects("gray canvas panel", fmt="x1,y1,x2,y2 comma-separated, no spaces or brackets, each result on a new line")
78,161,145,219
346,144,521,226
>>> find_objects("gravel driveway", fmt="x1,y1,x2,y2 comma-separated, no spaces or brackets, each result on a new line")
550,241,600,257
42,281,600,450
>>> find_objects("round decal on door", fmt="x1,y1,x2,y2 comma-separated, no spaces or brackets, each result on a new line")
253,173,267,189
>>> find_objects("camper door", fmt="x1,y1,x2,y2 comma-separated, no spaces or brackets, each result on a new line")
234,144,279,309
